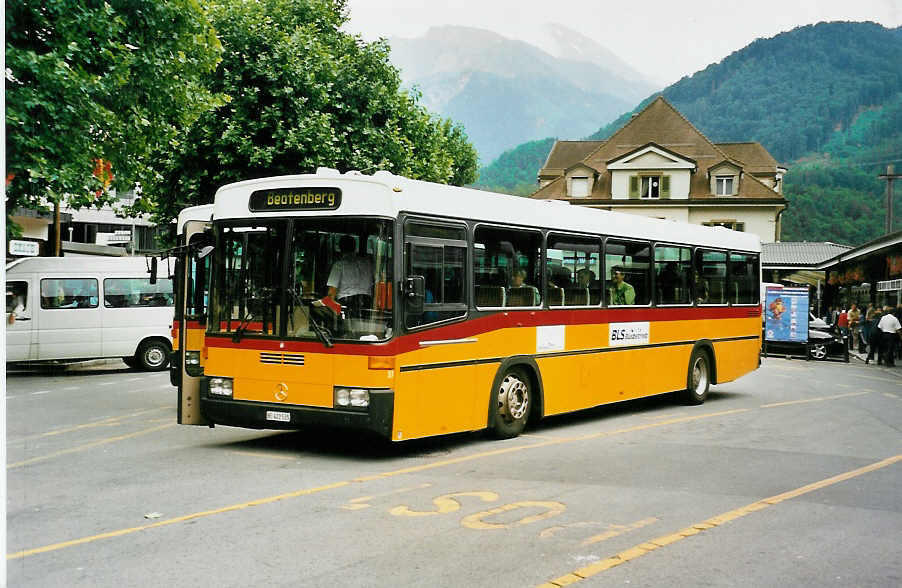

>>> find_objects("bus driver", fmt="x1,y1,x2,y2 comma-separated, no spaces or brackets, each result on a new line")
327,235,374,320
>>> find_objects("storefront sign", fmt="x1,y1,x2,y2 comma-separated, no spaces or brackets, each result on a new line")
765,287,809,343
8,239,39,257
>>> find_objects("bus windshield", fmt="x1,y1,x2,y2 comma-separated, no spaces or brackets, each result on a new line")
210,218,393,342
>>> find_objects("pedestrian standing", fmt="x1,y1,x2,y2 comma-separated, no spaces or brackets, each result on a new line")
836,309,849,348
861,303,876,354
866,308,882,364
876,306,901,367
848,303,861,351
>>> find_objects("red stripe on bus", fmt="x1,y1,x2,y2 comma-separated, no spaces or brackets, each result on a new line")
204,305,761,356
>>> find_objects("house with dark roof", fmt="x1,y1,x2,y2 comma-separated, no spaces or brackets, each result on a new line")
531,96,788,242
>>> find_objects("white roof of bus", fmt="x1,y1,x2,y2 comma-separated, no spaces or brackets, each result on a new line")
177,204,214,235
211,169,761,252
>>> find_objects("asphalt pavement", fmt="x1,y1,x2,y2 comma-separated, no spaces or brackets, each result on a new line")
5,357,902,587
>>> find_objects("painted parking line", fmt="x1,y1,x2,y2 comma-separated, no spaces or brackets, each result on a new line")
537,454,902,587
8,406,169,443
5,390,887,561
31,391,50,396
7,423,175,469
6,408,747,560
759,390,869,408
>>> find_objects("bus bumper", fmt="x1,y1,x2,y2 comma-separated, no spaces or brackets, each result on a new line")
199,384,394,439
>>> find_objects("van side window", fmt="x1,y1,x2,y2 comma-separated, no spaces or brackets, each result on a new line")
40,278,99,309
104,278,175,308
7,281,28,317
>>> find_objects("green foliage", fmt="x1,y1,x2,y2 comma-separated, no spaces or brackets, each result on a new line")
156,0,478,224
5,0,223,231
474,137,556,194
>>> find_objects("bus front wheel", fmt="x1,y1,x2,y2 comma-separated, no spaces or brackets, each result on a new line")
491,367,530,439
682,349,710,405
136,340,171,372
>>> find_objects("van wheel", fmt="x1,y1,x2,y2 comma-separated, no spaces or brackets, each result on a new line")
137,340,170,371
491,367,530,439
682,349,710,405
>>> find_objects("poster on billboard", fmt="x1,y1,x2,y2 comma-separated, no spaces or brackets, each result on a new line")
764,287,809,343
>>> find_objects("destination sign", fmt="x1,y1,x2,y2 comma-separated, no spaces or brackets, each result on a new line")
248,187,341,212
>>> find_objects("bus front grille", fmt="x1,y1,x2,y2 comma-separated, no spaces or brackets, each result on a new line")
259,352,305,366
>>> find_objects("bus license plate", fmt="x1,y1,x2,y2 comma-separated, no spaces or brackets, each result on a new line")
266,410,291,423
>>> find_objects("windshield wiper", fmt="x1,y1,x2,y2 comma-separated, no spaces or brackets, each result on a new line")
289,290,333,348
231,311,254,343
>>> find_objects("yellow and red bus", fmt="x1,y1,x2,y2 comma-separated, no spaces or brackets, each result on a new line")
170,204,213,425
184,169,761,440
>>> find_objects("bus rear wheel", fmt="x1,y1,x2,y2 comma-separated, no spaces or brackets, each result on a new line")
136,340,170,372
491,367,530,439
682,349,710,405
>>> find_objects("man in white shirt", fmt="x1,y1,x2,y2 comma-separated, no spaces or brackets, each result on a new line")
327,235,374,321
876,306,901,367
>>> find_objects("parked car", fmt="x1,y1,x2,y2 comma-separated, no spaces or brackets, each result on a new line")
763,314,847,360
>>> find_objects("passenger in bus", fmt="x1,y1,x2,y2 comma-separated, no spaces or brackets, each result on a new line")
609,266,635,305
327,235,374,320
693,269,710,304
576,268,595,288
508,268,540,306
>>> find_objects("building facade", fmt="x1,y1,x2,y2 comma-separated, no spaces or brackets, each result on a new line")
531,97,788,243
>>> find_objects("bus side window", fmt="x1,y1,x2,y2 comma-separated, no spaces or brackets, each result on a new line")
654,245,692,305
473,225,542,308
605,239,651,306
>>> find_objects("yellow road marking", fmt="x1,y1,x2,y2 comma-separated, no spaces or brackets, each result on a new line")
760,391,869,408
857,374,901,384
340,482,432,510
9,407,169,443
461,501,565,530
7,408,746,559
884,392,899,399
537,454,902,587
7,424,175,469
6,481,350,560
581,517,659,546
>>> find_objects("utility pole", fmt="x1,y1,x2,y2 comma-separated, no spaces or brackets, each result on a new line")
878,164,901,235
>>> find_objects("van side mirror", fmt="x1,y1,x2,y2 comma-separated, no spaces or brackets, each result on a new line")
149,257,158,285
197,245,214,260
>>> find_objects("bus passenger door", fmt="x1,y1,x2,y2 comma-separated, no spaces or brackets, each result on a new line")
178,223,212,425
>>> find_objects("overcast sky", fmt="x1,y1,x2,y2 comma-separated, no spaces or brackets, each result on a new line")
345,0,902,85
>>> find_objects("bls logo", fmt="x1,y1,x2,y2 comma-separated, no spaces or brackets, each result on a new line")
273,382,289,402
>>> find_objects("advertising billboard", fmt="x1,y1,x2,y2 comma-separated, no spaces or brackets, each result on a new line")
764,287,809,343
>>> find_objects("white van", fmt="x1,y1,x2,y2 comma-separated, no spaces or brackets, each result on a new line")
6,256,174,370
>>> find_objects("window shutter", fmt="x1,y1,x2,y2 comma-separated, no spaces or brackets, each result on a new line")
629,176,639,199
661,175,670,199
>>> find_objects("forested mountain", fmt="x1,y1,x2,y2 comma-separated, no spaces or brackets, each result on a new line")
476,21,902,244
388,25,656,162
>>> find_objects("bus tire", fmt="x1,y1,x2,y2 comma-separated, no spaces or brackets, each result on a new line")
136,339,171,372
491,367,531,439
682,348,710,405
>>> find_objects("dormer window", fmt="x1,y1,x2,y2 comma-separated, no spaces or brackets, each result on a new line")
570,176,589,198
715,175,735,195
642,176,660,198
628,174,671,199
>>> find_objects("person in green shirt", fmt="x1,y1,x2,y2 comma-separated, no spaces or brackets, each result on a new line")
609,266,635,305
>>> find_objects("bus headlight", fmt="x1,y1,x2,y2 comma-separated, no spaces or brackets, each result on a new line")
185,351,202,377
208,377,233,398
334,387,369,410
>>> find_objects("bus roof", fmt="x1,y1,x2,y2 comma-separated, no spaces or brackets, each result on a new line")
177,204,214,235
211,169,761,253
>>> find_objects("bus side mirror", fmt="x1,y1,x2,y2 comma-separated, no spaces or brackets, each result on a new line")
197,245,214,259
405,276,425,314
149,257,158,285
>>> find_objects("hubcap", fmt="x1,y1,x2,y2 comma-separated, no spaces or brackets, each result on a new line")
498,374,529,421
692,357,708,394
145,346,165,367
811,344,827,359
